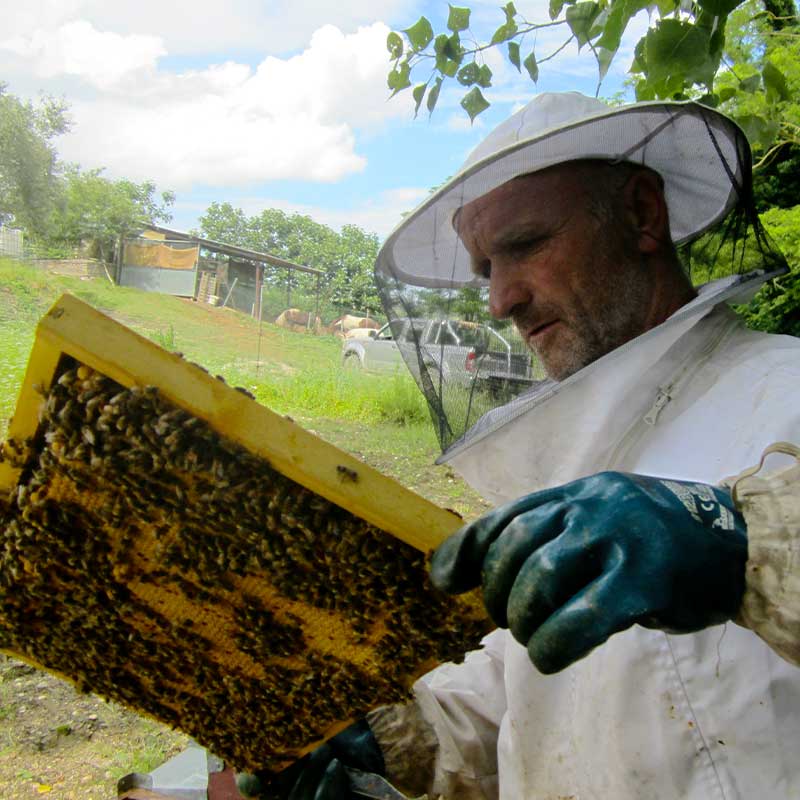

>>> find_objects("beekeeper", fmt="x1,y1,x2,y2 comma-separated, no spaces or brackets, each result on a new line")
248,94,800,799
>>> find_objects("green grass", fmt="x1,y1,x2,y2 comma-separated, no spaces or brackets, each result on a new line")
0,259,434,452
101,720,184,780
0,259,491,516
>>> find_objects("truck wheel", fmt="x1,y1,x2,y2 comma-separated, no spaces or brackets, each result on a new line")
342,352,362,370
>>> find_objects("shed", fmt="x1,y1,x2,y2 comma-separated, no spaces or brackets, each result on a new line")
118,225,322,319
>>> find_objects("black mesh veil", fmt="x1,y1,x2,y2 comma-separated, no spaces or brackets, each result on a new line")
374,96,788,455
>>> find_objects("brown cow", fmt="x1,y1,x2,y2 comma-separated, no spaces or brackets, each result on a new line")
274,308,322,334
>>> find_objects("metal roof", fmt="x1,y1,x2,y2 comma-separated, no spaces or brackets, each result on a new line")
143,224,323,276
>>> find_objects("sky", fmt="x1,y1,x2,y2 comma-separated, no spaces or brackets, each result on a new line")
0,0,651,241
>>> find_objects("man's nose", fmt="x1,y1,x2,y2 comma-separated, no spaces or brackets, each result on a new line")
488,265,531,320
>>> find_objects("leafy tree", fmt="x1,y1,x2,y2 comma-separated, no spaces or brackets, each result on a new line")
196,202,258,249
714,0,799,161
388,0,797,126
328,224,382,315
0,83,69,236
49,168,174,261
741,204,800,334
197,203,382,318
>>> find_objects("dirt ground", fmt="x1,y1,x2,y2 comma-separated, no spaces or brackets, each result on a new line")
0,655,190,799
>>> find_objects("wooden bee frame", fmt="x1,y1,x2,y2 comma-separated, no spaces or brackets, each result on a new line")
0,294,490,777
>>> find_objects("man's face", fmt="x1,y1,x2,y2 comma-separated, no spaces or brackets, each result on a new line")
456,164,655,380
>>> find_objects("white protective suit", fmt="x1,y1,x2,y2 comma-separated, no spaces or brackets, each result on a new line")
372,276,800,800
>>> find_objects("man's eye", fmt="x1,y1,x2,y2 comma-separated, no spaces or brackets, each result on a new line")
509,237,543,255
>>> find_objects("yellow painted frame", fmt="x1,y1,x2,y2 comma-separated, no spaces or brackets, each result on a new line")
0,294,463,552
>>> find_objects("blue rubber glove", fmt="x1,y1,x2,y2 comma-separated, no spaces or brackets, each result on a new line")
236,719,384,799
430,471,748,674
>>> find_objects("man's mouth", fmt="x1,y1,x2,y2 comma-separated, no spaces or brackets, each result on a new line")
526,320,558,344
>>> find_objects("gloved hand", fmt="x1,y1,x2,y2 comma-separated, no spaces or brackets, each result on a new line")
236,718,384,799
430,471,748,674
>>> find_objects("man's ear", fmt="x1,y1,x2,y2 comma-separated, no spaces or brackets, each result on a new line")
623,169,670,255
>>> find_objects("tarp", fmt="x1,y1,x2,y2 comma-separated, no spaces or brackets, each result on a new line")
124,239,199,270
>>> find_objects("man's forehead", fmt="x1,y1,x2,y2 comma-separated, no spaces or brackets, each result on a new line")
454,166,582,239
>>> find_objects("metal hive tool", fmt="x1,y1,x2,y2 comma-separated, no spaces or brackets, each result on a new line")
0,294,491,778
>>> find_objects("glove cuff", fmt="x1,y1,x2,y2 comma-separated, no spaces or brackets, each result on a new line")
329,718,385,776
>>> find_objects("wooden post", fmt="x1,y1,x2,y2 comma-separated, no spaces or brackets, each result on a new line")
254,263,263,320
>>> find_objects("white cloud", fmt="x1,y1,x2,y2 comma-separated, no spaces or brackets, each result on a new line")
0,0,417,56
1,21,166,89
31,21,416,189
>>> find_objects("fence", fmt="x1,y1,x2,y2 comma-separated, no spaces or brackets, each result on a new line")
0,226,23,258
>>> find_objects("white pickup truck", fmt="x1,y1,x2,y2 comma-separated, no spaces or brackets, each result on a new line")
341,318,539,393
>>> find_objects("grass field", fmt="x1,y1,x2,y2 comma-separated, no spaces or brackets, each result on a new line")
0,261,430,426
0,260,487,511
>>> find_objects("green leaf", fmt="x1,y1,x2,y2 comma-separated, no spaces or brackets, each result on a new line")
565,2,601,47
404,16,434,51
508,41,522,71
630,37,647,73
461,86,491,122
717,86,737,103
709,24,726,61
446,32,464,61
434,33,462,77
447,4,471,31
550,0,566,20
739,74,761,93
386,32,404,60
596,0,648,53
477,64,493,87
434,32,464,61
427,77,443,114
696,0,740,15
523,51,539,82
457,62,481,86
503,2,518,22
643,19,715,91
763,61,790,102
440,60,459,77
595,46,616,81
735,114,780,149
490,20,518,44
697,92,720,107
412,83,426,116
635,78,656,101
387,62,412,94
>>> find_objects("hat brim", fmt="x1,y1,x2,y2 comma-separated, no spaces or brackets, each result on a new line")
376,101,747,289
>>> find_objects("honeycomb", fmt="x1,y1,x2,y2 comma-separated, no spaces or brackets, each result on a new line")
0,357,491,779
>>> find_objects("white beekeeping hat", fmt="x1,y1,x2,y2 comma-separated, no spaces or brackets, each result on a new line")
376,92,746,289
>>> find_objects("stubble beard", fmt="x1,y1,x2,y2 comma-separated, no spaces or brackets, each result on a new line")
515,247,654,382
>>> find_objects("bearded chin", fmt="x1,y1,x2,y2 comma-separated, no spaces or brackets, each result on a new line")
529,321,622,382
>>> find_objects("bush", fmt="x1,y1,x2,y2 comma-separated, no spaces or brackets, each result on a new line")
740,205,800,336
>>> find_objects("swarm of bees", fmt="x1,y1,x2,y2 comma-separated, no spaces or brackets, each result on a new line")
0,359,491,776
